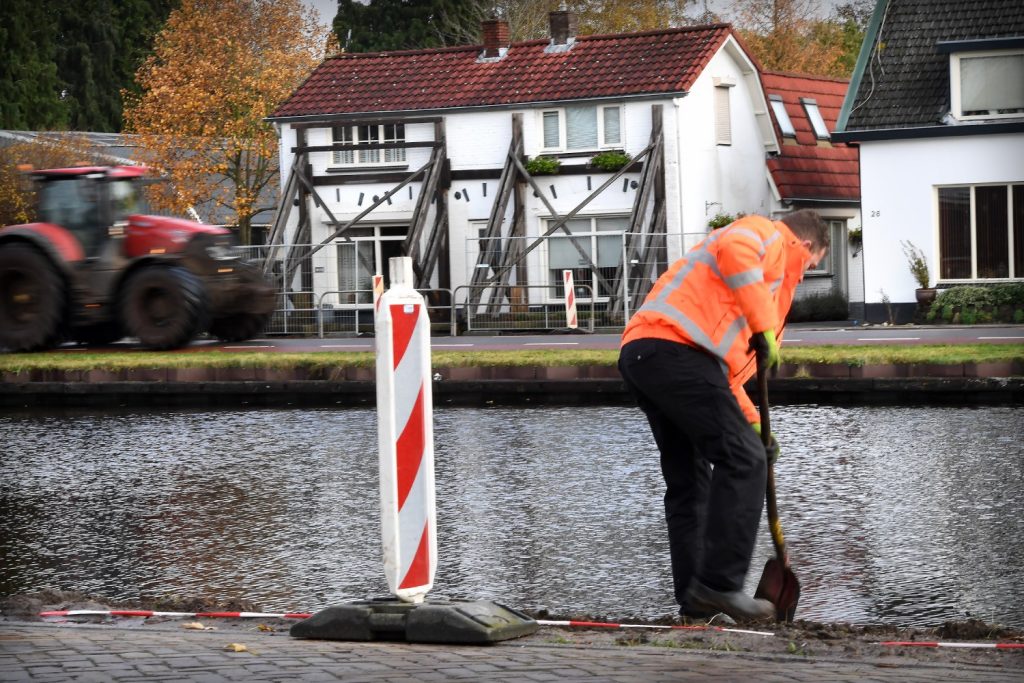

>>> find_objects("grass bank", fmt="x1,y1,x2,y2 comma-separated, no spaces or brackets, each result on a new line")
0,344,1021,374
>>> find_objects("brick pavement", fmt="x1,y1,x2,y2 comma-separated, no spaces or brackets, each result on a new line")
1,622,1020,682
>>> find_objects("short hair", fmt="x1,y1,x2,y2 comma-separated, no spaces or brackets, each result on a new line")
780,209,830,251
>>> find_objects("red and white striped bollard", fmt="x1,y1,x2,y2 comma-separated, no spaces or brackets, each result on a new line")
563,269,578,329
375,257,437,603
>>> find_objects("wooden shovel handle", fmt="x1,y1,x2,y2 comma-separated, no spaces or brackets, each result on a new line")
757,348,788,566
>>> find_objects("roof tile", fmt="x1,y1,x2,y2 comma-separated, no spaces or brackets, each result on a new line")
273,25,732,118
762,71,860,201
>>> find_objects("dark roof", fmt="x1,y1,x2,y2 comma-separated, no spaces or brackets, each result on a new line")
839,0,1024,133
762,71,859,202
271,25,734,119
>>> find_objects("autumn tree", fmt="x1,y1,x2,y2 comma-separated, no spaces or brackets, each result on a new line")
123,0,329,244
726,0,875,78
334,0,698,51
0,135,108,226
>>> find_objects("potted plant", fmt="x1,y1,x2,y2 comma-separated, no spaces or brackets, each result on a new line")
524,155,560,175
588,150,631,172
900,240,936,305
848,226,862,256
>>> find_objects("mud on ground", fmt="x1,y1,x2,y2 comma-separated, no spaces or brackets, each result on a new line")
2,590,1022,669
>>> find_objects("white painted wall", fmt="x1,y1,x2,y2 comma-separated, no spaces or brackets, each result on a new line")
674,38,777,258
859,132,1024,306
274,36,790,305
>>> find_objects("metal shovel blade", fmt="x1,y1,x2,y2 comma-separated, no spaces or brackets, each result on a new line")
754,557,801,622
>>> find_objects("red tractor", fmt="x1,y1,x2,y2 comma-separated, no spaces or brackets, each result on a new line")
0,166,276,351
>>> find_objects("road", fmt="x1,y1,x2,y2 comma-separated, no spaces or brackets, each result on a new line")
55,324,1023,354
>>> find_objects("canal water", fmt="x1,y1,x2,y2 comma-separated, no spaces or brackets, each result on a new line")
1,405,1021,628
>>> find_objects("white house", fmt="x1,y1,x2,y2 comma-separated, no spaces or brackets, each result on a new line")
833,0,1024,323
267,12,854,330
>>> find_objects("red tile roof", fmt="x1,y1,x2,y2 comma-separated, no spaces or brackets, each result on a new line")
761,71,860,202
272,25,733,119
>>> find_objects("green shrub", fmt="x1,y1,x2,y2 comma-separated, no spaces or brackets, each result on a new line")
707,212,742,230
525,155,560,175
931,284,1024,324
788,291,848,322
589,150,632,171
934,285,995,309
990,282,1024,306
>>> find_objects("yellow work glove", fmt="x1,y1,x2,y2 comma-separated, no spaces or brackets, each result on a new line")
750,329,781,369
752,422,780,465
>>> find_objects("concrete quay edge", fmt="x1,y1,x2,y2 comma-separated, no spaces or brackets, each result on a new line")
1,363,1023,407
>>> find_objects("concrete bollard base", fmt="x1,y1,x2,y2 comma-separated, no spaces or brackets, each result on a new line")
290,597,539,644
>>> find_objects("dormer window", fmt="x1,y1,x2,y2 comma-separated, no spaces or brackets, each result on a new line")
768,95,796,137
801,98,830,139
950,50,1024,119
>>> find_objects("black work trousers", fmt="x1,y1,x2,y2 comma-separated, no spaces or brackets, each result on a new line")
618,338,766,607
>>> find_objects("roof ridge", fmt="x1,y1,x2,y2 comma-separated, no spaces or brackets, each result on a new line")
326,23,732,61
762,69,850,84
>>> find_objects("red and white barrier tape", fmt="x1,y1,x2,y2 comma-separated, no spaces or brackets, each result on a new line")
38,611,1023,649
880,640,1024,650
39,610,312,619
536,619,774,637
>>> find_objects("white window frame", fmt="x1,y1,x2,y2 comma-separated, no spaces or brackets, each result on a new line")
539,104,623,153
801,98,830,140
543,215,628,303
333,225,407,307
714,85,732,146
768,94,796,138
804,219,844,276
949,49,1024,121
331,123,407,167
935,183,1022,281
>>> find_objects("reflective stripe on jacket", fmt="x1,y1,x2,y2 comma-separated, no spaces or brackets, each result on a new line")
621,215,811,423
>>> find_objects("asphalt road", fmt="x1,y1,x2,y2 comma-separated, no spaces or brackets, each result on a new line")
57,323,1023,354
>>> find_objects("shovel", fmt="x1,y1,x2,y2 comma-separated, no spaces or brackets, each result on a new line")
752,349,801,622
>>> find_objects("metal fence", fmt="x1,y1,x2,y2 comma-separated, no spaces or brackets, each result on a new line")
240,232,704,336
452,283,596,334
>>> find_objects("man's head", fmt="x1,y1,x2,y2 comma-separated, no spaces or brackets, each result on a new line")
780,209,830,270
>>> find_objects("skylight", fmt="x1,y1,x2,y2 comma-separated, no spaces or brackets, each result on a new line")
801,98,830,139
768,95,796,137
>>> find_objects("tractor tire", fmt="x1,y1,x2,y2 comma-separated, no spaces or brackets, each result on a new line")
208,311,271,342
0,243,66,352
119,265,207,350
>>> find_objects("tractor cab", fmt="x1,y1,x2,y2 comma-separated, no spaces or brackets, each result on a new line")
33,166,150,258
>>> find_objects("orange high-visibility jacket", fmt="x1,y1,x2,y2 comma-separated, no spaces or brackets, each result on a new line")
621,215,812,423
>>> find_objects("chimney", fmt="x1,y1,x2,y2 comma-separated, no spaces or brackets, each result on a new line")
482,19,509,58
549,10,577,46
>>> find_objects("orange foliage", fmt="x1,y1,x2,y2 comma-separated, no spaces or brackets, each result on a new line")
0,136,109,227
733,0,849,77
123,0,329,244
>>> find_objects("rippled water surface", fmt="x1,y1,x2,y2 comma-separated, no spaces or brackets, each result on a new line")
1,405,1022,627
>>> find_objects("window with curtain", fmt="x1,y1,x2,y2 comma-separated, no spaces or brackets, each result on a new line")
331,123,406,166
547,216,627,300
805,220,844,276
938,184,1022,280
541,105,622,151
714,86,731,145
953,51,1024,119
335,226,407,305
